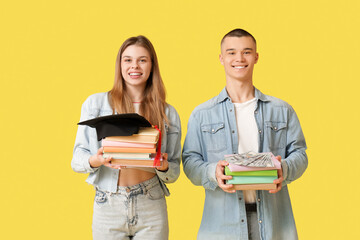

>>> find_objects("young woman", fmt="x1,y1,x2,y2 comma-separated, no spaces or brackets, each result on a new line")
72,36,181,240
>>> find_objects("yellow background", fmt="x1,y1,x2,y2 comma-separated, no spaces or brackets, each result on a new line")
1,0,359,239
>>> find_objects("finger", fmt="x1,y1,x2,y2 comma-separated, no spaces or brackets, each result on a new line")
269,182,282,193
275,155,282,161
97,147,104,155
217,160,229,167
161,153,168,161
219,184,236,193
103,157,112,164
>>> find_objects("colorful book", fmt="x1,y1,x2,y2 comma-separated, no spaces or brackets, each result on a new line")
105,127,159,144
111,158,162,167
102,139,156,149
232,183,277,190
103,152,153,159
225,166,278,177
103,146,156,153
226,175,277,185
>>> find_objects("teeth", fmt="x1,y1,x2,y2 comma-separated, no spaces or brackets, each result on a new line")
233,66,245,69
129,73,142,76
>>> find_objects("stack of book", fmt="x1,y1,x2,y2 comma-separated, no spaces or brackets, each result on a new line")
102,127,162,167
225,152,281,190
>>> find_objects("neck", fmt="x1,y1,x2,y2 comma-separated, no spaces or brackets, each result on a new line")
225,78,255,103
126,85,145,102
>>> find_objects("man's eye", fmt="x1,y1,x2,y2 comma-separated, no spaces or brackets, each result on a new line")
228,52,235,55
244,51,251,54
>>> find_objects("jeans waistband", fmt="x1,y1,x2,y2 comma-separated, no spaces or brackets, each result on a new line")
116,175,160,196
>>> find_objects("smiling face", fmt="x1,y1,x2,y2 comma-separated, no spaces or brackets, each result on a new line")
121,44,152,90
219,36,258,84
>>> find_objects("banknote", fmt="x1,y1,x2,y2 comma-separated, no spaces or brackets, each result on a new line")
224,151,274,167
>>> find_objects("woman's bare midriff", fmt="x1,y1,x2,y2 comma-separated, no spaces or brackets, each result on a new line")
117,168,156,186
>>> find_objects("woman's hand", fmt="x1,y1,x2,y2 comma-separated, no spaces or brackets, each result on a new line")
89,147,124,170
156,153,169,172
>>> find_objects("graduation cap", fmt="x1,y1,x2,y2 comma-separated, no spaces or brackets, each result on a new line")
78,113,152,141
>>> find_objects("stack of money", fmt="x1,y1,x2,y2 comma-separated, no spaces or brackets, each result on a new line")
224,152,281,190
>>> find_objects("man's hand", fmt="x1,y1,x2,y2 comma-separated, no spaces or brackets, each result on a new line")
269,155,284,193
216,160,235,193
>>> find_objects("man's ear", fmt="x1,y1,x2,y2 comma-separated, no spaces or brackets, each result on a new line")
255,52,259,64
219,54,224,65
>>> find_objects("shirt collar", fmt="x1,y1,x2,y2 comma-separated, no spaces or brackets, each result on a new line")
217,86,271,103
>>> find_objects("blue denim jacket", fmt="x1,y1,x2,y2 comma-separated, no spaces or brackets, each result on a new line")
72,92,181,195
182,87,307,240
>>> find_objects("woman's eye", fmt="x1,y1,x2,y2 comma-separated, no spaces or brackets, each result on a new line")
124,59,131,62
139,59,146,63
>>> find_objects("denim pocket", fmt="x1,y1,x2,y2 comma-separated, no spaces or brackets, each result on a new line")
201,122,227,153
146,185,165,200
94,189,108,206
265,121,287,150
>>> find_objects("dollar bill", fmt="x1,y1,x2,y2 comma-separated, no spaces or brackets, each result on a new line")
225,151,274,167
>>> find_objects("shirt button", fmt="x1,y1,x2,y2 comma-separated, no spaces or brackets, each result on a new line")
230,109,233,112
254,111,258,114
212,129,215,133
239,197,242,201
259,220,262,223
232,130,235,133
274,127,277,130
259,130,262,133
126,188,130,193
257,198,261,202
166,177,169,181
241,219,244,222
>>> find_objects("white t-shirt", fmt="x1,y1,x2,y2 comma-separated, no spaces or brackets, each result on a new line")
233,98,258,203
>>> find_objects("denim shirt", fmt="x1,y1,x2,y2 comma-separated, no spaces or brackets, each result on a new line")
72,92,181,195
182,87,307,240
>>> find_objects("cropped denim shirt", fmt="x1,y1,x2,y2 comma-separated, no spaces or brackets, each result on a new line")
72,92,181,195
182,87,307,240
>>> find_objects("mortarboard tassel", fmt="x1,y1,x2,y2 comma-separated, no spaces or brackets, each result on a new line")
153,125,162,167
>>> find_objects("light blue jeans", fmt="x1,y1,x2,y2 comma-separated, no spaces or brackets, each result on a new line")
92,176,168,240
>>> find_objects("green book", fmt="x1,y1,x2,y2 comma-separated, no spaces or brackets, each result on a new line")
227,175,277,185
225,166,278,177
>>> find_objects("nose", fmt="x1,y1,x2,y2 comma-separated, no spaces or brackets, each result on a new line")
131,61,139,69
237,53,245,62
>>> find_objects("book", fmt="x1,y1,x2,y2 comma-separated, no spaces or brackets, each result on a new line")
225,166,278,177
103,152,153,159
105,127,159,144
232,183,277,190
103,146,156,153
226,175,277,185
110,158,162,167
102,139,156,149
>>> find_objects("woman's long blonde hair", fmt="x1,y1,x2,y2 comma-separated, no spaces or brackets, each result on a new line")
109,35,168,131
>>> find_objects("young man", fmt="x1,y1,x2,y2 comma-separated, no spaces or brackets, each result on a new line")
182,29,308,240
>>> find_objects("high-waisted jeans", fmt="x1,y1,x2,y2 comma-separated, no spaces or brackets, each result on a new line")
92,176,168,240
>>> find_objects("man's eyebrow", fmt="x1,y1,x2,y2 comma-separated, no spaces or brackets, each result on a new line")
225,47,254,52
